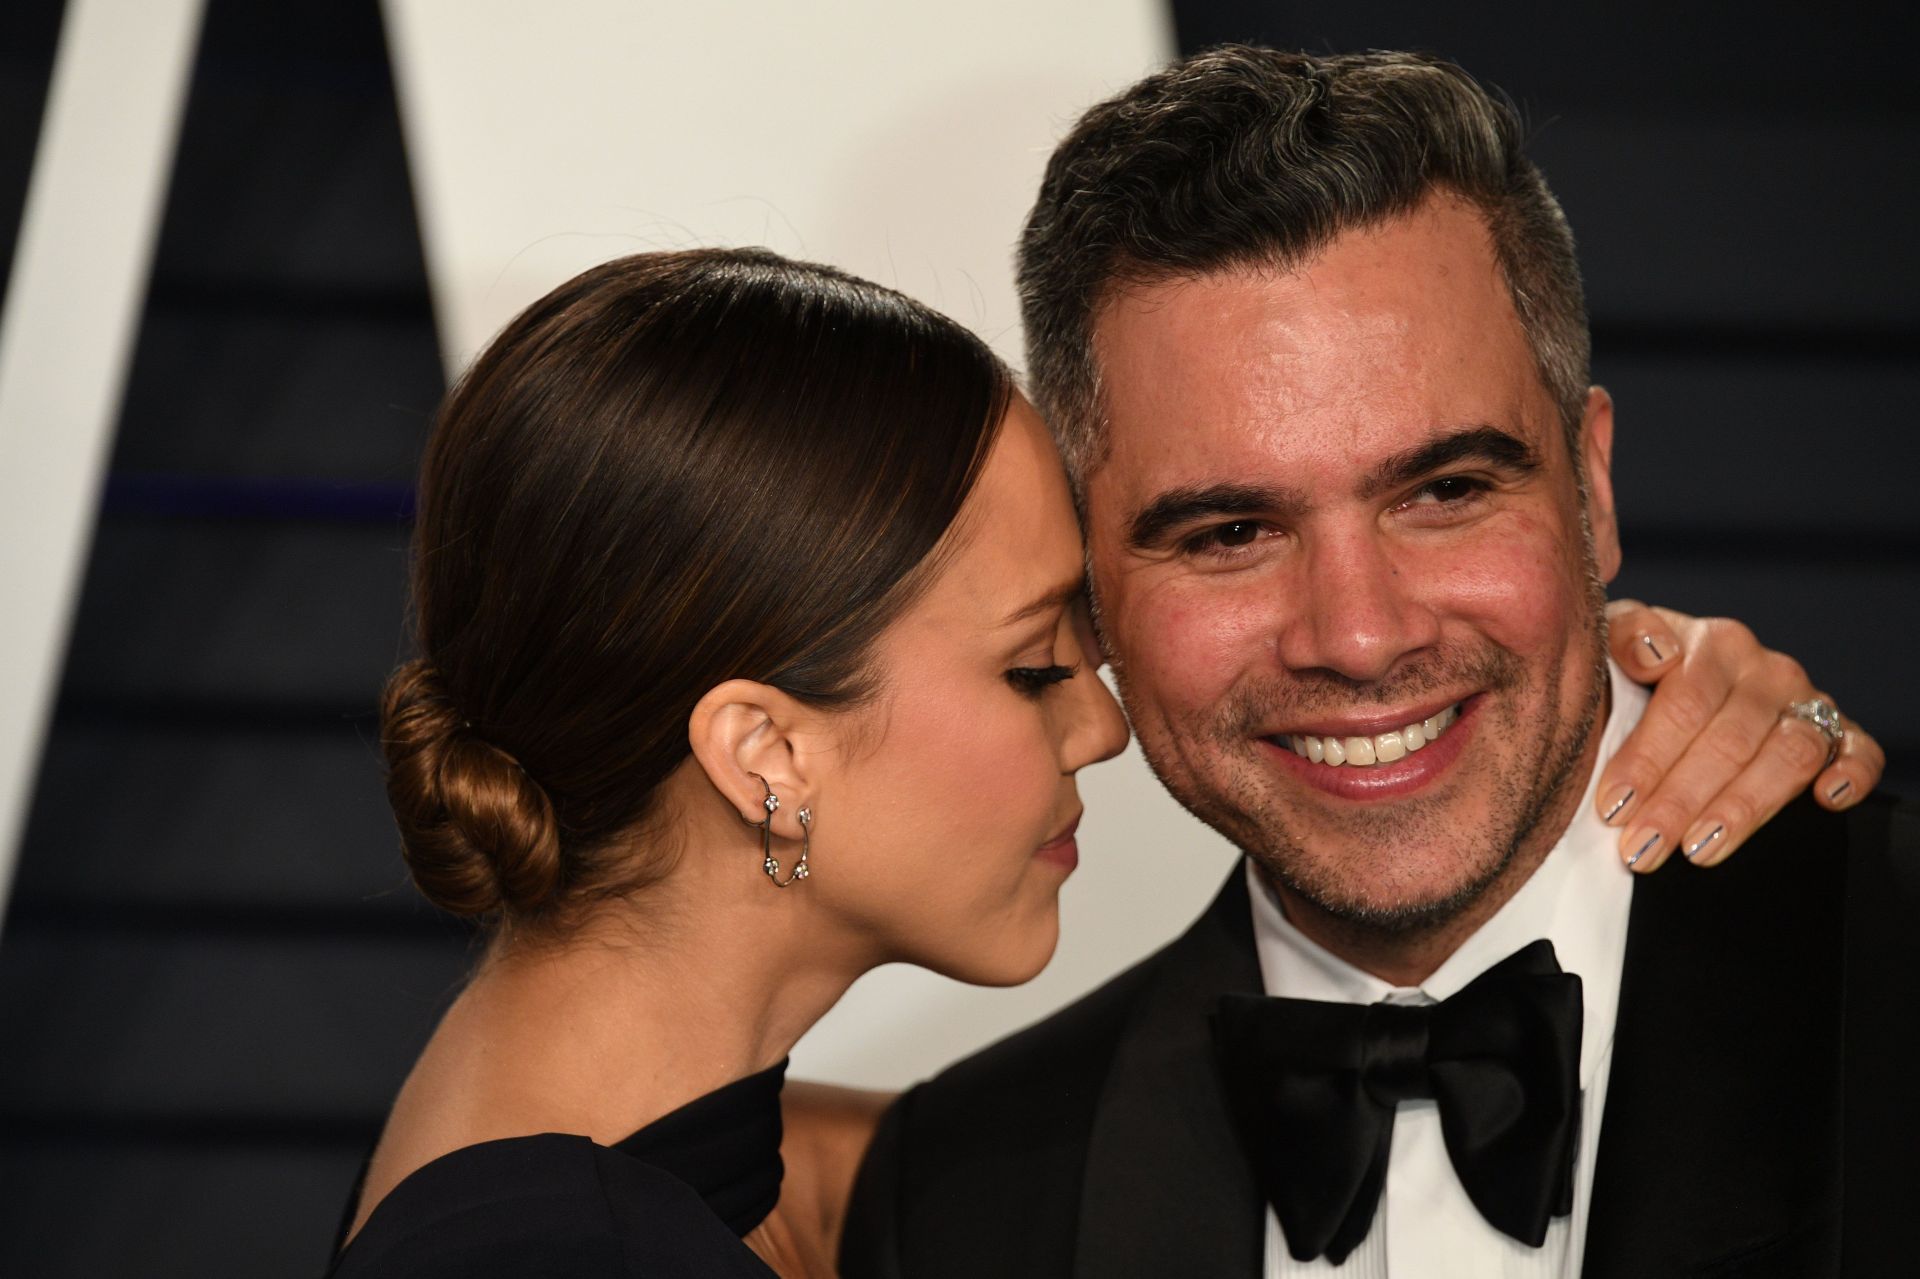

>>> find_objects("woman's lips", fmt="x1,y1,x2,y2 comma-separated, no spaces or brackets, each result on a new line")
1035,815,1081,872
1259,694,1482,800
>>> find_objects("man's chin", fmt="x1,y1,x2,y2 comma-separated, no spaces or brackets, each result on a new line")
1251,841,1519,940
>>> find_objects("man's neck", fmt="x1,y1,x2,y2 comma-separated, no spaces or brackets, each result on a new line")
1265,693,1610,989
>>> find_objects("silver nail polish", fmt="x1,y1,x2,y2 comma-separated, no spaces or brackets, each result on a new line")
1641,634,1666,663
1684,824,1724,859
1628,831,1661,866
1602,788,1634,823
1829,780,1853,802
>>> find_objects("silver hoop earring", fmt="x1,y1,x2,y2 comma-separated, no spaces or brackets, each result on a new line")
747,773,810,888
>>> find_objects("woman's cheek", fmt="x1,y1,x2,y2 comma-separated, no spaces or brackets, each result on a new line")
961,708,1056,842
882,679,1046,852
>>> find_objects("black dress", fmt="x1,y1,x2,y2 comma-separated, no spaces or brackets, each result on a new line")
328,1061,785,1277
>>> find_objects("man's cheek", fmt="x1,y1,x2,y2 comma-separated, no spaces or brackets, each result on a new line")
1125,587,1274,710
1423,539,1574,645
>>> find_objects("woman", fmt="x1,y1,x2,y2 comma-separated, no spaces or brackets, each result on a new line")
329,249,1879,1277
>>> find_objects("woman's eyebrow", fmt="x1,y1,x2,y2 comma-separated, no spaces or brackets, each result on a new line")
1124,483,1304,551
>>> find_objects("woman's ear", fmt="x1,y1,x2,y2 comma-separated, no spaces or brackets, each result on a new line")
688,679,822,835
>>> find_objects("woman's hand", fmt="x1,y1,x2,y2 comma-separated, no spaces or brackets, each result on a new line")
1600,600,1884,872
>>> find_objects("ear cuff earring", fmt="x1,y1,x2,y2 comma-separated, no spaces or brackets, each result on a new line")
747,773,811,888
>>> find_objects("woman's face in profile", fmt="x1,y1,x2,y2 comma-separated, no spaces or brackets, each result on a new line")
816,397,1129,985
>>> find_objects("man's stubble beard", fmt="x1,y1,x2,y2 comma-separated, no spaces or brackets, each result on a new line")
1114,551,1611,948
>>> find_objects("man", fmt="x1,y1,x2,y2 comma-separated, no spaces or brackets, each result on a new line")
842,49,1917,1277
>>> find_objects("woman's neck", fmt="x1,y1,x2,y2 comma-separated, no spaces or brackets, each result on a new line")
452,889,856,1140
350,805,871,1242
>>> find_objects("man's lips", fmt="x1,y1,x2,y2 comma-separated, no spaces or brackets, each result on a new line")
1261,693,1470,741
1272,701,1461,768
1257,695,1483,799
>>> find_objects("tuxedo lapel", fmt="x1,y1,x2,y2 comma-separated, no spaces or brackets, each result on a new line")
1074,865,1267,1279
1582,798,1846,1278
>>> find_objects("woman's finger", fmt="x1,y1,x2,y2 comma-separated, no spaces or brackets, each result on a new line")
1594,629,1737,839
1627,688,1831,871
1813,714,1884,812
1596,605,1884,870
1684,708,1880,866
1604,598,1682,681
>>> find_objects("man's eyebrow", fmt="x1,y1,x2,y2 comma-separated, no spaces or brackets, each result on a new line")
1125,483,1306,551
999,577,1084,628
1359,425,1542,499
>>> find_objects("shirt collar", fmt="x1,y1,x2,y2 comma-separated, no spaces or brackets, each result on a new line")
1249,659,1647,1087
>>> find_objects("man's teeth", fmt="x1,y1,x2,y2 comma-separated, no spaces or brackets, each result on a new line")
1281,704,1460,768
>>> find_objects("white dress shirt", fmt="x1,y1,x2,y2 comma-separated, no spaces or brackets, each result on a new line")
1252,661,1648,1279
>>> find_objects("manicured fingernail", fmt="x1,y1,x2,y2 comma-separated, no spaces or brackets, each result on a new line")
1683,823,1725,861
1601,787,1634,824
1828,780,1853,804
1635,634,1667,667
1627,830,1662,867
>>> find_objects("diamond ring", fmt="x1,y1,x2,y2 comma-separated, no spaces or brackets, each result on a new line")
1782,696,1845,767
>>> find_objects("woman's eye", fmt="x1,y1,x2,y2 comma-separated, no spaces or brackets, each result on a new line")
1006,664,1078,698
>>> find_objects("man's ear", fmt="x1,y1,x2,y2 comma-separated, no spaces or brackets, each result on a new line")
688,679,820,835
1579,386,1622,583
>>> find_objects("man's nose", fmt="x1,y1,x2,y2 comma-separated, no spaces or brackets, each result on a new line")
1274,530,1440,681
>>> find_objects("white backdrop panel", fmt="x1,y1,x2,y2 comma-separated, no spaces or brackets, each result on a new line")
386,0,1170,374
0,0,206,933
384,0,1243,1090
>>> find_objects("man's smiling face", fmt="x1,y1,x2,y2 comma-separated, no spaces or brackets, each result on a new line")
1084,194,1622,937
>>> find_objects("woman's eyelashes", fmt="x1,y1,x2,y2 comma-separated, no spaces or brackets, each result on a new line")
1006,663,1079,698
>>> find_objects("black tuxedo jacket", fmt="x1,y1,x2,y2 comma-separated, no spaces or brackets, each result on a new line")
842,795,1919,1278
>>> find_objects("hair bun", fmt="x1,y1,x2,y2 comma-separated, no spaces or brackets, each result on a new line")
379,660,562,917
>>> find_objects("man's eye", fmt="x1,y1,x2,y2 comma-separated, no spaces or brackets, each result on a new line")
1183,520,1263,554
1420,476,1486,503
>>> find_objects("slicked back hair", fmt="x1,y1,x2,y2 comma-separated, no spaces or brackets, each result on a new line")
381,248,1012,933
1018,46,1590,486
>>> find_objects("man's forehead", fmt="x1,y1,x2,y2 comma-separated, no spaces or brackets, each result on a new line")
1084,204,1546,504
1094,203,1516,362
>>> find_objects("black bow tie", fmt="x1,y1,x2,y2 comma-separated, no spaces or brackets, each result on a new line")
1211,939,1582,1264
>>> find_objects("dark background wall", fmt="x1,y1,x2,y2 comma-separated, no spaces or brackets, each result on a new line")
1173,0,1920,770
0,2,465,1274
0,2,1913,1275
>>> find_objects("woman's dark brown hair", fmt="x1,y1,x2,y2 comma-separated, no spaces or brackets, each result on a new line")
381,249,1012,927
